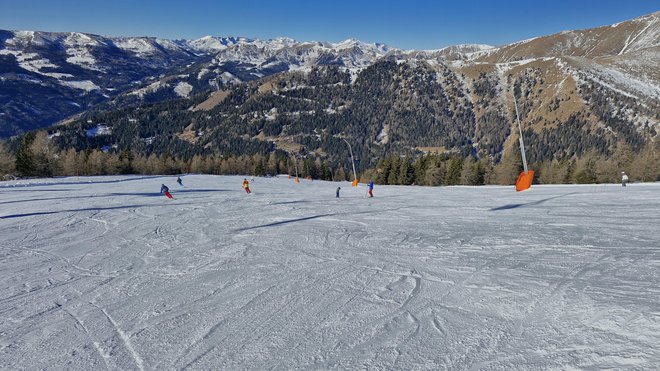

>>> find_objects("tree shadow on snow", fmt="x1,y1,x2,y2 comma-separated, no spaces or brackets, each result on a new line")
236,213,337,231
489,192,579,211
0,175,173,189
0,202,196,219
172,189,231,193
236,207,409,231
268,200,315,205
0,189,230,205
0,188,76,193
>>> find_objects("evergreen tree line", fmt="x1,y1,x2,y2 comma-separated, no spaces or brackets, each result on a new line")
0,131,355,181
361,141,658,186
2,131,657,185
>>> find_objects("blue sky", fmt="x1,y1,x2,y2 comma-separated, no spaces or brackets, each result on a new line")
0,0,657,49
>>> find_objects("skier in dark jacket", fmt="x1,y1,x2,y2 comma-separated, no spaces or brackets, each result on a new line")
368,180,374,198
336,186,341,198
161,184,173,198
177,177,183,186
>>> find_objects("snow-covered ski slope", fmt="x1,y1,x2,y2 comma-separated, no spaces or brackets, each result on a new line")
1,175,659,370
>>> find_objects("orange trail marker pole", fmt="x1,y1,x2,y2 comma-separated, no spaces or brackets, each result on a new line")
514,96,534,191
293,154,300,184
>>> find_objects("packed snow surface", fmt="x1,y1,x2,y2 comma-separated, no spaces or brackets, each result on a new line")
1,175,659,370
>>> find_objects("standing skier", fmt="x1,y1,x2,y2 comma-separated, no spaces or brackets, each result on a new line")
243,178,252,194
177,177,183,186
368,180,374,198
336,186,341,198
621,172,629,187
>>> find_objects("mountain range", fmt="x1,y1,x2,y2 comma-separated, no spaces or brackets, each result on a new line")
1,12,658,172
0,31,395,136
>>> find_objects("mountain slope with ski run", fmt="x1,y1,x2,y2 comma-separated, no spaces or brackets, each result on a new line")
2,11,658,139
1,175,658,369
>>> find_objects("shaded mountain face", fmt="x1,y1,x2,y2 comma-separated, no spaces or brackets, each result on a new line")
0,31,206,136
2,12,659,170
0,32,392,137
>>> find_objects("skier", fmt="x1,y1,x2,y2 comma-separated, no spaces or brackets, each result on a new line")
336,186,341,198
177,177,183,186
243,178,251,194
621,172,629,187
368,180,374,198
251,176,255,182
161,184,173,199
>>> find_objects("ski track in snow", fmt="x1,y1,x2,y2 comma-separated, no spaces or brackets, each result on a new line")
0,175,659,370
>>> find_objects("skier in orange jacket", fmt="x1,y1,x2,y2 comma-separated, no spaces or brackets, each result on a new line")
242,178,251,194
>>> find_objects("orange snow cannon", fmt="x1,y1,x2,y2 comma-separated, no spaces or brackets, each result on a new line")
352,179,358,187
516,170,534,192
513,95,533,192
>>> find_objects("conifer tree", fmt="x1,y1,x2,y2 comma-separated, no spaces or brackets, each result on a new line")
0,141,15,177
398,158,414,185
630,142,659,182
412,154,428,185
387,156,401,185
445,156,463,185
15,132,36,177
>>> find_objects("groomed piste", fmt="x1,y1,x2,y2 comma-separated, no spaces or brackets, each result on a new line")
1,175,659,369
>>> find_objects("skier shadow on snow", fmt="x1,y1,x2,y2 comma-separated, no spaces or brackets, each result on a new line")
489,192,579,211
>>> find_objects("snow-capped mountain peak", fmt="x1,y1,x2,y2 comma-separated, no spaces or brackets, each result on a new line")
1,11,658,138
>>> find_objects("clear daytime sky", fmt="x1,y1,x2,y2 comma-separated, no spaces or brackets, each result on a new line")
0,0,657,49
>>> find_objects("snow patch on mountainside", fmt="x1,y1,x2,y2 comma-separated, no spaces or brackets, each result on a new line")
4,31,37,47
185,36,247,53
618,12,660,54
63,32,101,70
174,81,193,98
113,38,158,56
0,49,59,75
130,81,166,97
219,71,240,85
197,68,210,80
155,38,182,51
187,36,229,53
59,80,100,91
582,65,660,101
85,124,111,137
